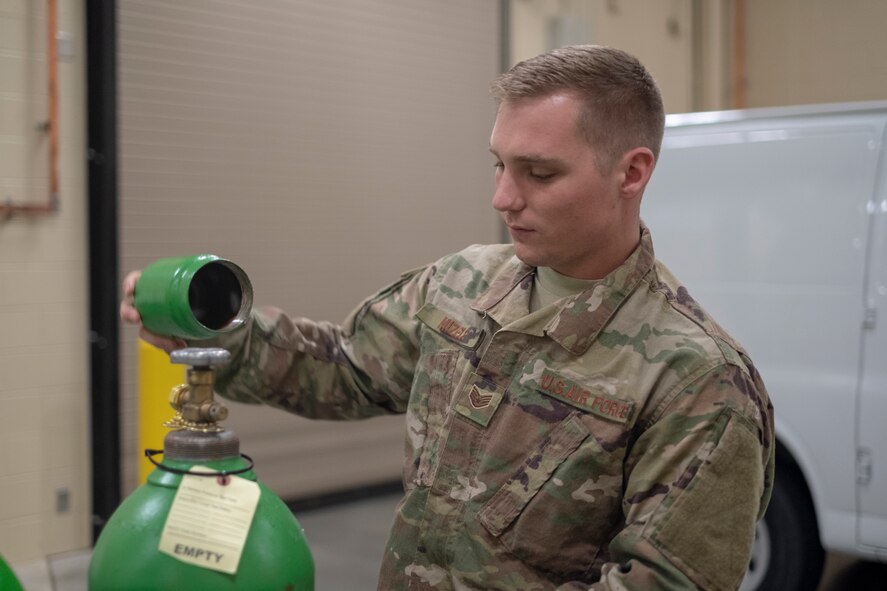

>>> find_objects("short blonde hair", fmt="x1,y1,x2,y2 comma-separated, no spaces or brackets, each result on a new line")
491,45,665,171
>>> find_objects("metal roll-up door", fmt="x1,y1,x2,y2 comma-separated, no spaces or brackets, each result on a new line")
118,0,501,499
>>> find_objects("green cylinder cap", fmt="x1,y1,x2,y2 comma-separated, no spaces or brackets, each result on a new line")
134,255,253,340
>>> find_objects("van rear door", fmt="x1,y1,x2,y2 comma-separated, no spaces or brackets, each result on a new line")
857,122,887,551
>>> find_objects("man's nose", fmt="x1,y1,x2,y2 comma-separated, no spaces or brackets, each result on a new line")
492,170,524,212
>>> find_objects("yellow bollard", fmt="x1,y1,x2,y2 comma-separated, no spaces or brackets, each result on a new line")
137,340,185,484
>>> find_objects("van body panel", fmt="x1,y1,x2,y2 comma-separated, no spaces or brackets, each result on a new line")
858,121,887,548
643,102,887,559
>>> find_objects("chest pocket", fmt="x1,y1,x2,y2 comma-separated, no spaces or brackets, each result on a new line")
478,382,636,580
409,303,485,487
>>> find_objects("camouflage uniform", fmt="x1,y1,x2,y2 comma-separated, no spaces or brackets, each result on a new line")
210,225,775,590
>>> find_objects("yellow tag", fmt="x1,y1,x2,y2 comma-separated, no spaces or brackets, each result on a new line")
158,467,260,574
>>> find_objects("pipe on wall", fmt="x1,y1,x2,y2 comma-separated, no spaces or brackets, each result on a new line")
0,0,60,219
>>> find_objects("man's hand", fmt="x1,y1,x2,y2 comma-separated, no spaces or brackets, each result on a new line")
120,270,187,353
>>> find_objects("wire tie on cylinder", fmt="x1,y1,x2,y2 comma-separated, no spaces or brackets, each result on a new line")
144,449,254,477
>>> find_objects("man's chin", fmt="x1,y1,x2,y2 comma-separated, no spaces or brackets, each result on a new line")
511,246,546,269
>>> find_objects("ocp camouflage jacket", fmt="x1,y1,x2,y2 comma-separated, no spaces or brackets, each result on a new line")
210,225,775,590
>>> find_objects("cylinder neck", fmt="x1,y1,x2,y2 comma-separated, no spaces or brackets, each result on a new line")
163,428,240,463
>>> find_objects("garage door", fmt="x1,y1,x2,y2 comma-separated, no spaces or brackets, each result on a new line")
118,0,501,499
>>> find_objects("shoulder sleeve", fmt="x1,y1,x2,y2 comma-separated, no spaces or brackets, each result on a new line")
591,360,775,591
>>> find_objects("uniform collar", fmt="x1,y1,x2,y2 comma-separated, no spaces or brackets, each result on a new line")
469,257,535,328
471,223,656,355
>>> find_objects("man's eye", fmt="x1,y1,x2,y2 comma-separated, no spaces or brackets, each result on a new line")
529,170,556,181
492,162,504,171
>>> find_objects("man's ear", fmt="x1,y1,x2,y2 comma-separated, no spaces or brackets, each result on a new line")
619,147,656,199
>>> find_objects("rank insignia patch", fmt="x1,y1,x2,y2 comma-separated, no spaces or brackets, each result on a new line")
456,375,504,427
468,386,494,409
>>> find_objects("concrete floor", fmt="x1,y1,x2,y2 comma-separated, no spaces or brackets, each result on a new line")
11,491,887,590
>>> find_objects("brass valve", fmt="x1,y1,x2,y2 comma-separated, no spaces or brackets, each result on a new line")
164,348,230,433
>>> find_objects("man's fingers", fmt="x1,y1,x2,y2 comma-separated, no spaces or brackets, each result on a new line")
120,302,141,324
123,270,141,297
123,268,186,354
120,270,143,324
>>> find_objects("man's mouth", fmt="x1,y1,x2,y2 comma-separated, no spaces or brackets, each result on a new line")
505,220,533,232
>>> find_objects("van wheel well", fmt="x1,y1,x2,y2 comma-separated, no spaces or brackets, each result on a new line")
741,439,825,591
774,439,821,537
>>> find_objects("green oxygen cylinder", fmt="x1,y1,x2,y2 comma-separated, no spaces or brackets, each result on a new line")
89,348,314,590
0,553,24,591
89,257,314,590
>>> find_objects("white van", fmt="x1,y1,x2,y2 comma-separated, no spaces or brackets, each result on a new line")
643,101,887,591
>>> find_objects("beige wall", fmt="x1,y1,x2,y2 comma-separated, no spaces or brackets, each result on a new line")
0,0,90,563
509,0,887,113
509,0,697,113
745,0,887,107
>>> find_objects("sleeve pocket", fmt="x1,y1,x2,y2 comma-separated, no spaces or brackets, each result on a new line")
646,408,765,591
